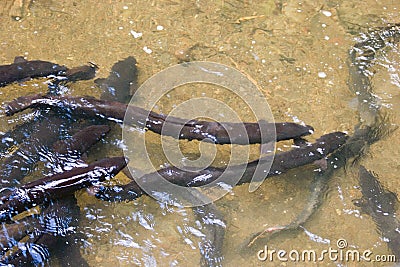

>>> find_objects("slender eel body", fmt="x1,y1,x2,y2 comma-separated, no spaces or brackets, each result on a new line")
4,94,314,145
0,115,65,188
0,60,66,87
0,156,127,223
2,197,87,266
52,124,110,157
354,166,400,260
0,58,97,87
0,124,110,265
246,24,400,247
0,120,110,188
96,132,347,202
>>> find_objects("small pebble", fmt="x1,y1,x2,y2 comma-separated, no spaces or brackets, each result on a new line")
130,30,142,38
321,10,332,17
318,71,327,78
143,46,152,54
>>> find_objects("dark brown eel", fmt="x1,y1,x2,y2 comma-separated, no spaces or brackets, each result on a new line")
0,58,97,87
96,131,347,201
245,23,400,249
0,59,67,87
4,94,314,145
0,124,110,265
0,156,127,223
354,166,400,261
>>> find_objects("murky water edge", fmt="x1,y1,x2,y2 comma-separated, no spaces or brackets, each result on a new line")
0,1,399,266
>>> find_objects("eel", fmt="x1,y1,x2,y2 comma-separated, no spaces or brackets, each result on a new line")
0,57,127,264
193,201,226,267
4,94,314,145
0,215,39,250
245,23,400,247
0,115,66,188
0,118,43,156
245,126,377,247
0,124,110,265
0,119,109,188
93,131,346,267
51,124,110,159
0,58,66,87
1,197,87,266
171,188,226,267
0,60,96,155
0,59,98,183
353,166,400,260
95,131,347,201
95,56,138,103
0,57,97,87
0,156,127,223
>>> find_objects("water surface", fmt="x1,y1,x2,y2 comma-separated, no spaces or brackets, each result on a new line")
0,1,399,266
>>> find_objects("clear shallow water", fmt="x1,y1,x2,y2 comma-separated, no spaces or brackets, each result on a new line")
0,0,399,266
